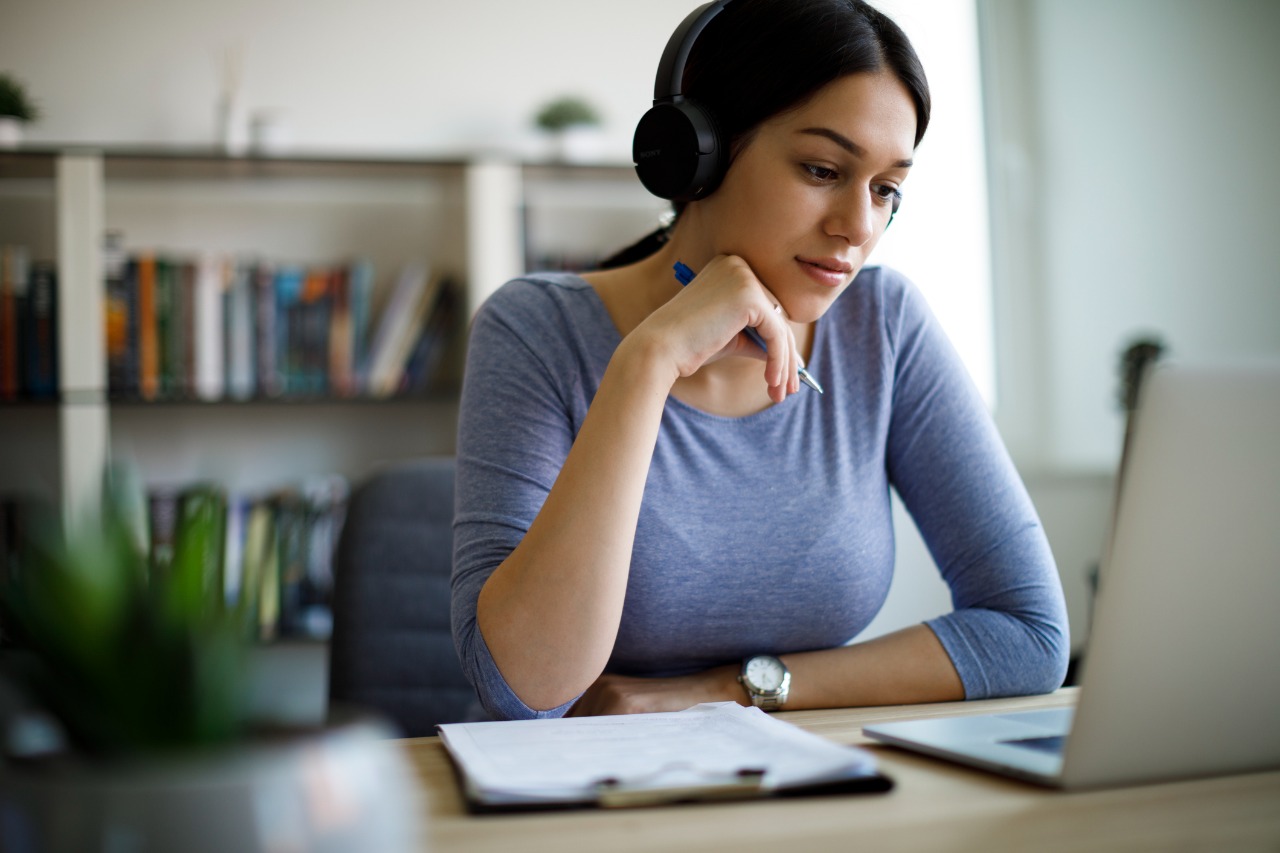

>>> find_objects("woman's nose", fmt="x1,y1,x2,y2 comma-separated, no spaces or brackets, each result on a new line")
823,189,878,247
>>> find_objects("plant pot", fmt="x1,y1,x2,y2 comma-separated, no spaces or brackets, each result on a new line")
0,714,423,853
0,117,24,149
550,126,604,164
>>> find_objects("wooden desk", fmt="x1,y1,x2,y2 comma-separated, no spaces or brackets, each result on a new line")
397,689,1280,852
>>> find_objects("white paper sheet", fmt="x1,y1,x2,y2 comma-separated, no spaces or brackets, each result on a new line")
437,701,879,804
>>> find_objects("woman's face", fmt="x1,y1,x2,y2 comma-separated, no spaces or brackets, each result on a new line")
689,70,918,324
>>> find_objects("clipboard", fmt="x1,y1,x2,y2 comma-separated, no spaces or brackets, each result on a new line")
437,702,894,813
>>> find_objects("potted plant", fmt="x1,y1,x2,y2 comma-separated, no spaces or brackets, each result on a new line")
0,73,40,148
534,95,603,163
0,480,422,852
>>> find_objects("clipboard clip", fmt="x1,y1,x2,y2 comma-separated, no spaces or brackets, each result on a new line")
594,764,766,808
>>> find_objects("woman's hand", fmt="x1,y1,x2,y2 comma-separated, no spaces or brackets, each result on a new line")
632,254,801,402
567,664,744,717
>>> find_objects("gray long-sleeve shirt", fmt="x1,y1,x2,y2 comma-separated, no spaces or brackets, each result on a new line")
452,267,1069,721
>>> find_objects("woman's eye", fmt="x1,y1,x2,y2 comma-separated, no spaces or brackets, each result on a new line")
872,184,903,206
803,164,839,181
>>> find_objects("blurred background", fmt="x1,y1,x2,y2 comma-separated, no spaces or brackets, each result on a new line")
1,0,1277,709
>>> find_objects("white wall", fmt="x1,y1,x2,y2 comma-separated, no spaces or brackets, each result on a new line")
983,0,1280,473
0,0,684,159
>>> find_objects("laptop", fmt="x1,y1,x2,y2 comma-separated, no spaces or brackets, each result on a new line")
864,361,1280,789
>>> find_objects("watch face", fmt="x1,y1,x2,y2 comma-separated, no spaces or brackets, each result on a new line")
745,656,785,692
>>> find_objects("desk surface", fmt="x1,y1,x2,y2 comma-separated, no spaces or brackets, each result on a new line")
397,688,1280,852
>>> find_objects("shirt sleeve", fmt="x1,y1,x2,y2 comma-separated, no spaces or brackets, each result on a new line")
882,276,1070,698
450,281,583,720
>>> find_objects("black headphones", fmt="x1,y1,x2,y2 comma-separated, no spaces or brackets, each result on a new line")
632,0,902,227
632,0,733,202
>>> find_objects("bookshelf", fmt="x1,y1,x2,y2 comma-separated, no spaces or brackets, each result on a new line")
0,148,668,522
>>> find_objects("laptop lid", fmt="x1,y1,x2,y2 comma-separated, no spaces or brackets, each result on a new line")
1059,360,1280,788
865,361,1280,789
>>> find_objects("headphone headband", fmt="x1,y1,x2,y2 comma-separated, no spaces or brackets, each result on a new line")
652,0,732,102
633,1,733,201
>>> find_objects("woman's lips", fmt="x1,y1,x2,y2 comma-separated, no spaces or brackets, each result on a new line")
797,257,853,288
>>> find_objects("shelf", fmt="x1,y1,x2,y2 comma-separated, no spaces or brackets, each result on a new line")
0,147,660,514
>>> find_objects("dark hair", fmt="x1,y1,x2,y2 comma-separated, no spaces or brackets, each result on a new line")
600,0,930,269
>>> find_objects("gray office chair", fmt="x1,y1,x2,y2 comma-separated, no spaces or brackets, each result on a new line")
328,456,483,736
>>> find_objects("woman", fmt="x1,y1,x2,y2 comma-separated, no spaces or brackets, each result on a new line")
452,0,1069,721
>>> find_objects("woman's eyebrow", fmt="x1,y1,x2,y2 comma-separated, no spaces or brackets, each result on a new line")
797,127,913,169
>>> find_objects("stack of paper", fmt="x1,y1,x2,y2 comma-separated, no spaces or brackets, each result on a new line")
438,702,887,810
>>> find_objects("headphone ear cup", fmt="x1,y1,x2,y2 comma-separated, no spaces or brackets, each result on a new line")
633,100,725,202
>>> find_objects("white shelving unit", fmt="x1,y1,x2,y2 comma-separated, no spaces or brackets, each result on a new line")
0,148,665,520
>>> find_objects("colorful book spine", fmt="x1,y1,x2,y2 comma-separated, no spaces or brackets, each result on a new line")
299,268,331,396
328,265,353,397
105,247,457,403
365,262,432,397
155,257,177,398
254,261,281,398
348,259,375,393
401,276,459,395
177,259,197,398
240,498,279,641
22,261,58,400
194,254,224,401
136,253,159,401
104,232,130,397
222,258,254,400
0,245,28,402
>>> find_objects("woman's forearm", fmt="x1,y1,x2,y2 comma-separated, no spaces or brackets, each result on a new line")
566,624,966,717
781,624,965,709
475,332,678,711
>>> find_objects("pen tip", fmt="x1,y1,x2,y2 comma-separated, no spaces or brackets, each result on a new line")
800,370,824,394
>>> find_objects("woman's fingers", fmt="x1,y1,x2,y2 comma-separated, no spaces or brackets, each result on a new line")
640,253,803,399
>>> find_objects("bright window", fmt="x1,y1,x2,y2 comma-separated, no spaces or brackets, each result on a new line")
867,0,994,404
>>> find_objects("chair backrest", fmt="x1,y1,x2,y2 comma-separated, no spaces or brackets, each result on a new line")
328,457,482,736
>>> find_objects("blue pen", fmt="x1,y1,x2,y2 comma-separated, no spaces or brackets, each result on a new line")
673,261,824,394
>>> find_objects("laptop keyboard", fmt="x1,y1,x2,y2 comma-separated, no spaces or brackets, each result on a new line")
1002,735,1067,755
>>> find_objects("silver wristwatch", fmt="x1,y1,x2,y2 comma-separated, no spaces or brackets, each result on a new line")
739,655,791,711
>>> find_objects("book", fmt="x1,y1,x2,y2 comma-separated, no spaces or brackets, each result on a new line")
105,246,461,402
257,263,297,398
223,258,256,401
136,253,159,401
155,257,179,399
347,259,375,392
438,701,891,812
104,232,132,398
400,276,460,395
0,245,28,402
327,265,354,397
297,267,331,395
193,255,224,401
239,498,279,641
21,261,58,400
178,258,198,398
363,261,431,397
273,490,307,636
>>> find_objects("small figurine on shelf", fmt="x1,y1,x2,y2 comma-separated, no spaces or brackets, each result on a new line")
215,45,249,156
0,72,40,148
